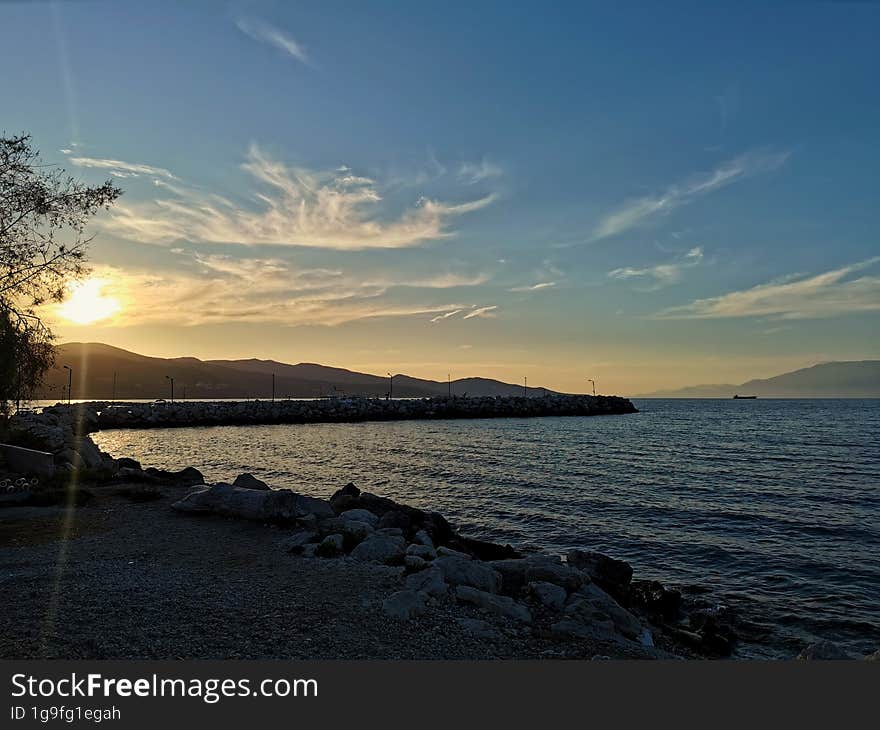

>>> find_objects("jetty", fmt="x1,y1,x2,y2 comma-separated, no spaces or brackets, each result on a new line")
5,394,637,477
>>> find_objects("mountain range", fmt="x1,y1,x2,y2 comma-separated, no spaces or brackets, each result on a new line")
33,344,880,401
39,343,557,400
637,360,880,398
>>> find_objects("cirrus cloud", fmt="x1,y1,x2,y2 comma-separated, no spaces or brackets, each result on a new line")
104,144,497,250
655,257,880,320
593,149,790,241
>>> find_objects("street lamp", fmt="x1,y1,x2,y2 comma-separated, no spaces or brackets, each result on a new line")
63,365,72,404
448,373,451,398
587,378,596,396
387,372,394,400
523,376,528,397
271,373,275,403
165,375,174,403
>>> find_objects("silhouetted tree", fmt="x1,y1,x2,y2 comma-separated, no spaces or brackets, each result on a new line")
0,134,121,419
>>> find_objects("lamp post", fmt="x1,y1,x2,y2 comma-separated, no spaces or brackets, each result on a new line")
272,373,275,403
523,376,527,398
63,365,72,404
112,371,117,402
448,373,451,398
387,372,394,400
165,375,174,403
587,378,596,396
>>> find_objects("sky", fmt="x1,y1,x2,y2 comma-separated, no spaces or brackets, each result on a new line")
3,0,879,394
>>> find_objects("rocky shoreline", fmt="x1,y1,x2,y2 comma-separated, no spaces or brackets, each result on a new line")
2,399,873,660
169,473,738,657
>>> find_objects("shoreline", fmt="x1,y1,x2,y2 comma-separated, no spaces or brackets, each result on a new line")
2,400,872,661
0,469,716,661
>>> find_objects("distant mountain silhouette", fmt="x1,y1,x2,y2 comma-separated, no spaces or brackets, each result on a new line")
39,343,560,400
637,361,880,398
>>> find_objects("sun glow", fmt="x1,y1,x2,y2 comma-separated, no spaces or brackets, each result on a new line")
57,278,122,324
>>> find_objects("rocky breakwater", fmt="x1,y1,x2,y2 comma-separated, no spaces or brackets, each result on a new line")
94,393,638,429
6,394,636,477
5,404,207,486
170,477,737,657
8,403,116,477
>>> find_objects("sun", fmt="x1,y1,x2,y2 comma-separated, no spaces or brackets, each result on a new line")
57,278,122,325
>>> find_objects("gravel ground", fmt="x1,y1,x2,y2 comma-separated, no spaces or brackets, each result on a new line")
0,483,676,660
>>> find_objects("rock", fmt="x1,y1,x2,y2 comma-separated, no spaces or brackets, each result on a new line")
629,579,682,621
406,544,437,561
434,556,502,593
797,641,851,660
561,583,643,640
404,555,428,571
456,617,501,640
117,457,142,471
525,561,585,593
490,555,573,594
339,508,379,527
412,530,434,548
447,535,521,561
74,438,105,469
296,494,335,519
378,510,411,531
864,650,880,661
349,534,406,564
145,466,205,486
437,546,472,560
319,516,374,543
455,586,532,623
529,581,567,611
232,473,270,490
316,533,344,557
566,549,633,597
382,590,427,620
171,482,333,522
405,567,448,598
489,558,530,593
284,530,319,553
117,466,161,483
329,482,361,512
300,543,318,558
328,488,454,545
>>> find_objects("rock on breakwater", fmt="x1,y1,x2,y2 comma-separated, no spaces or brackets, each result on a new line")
92,393,638,429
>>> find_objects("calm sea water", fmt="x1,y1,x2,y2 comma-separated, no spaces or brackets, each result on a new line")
92,399,880,658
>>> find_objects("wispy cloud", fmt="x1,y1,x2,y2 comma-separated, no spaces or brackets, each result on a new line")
593,150,790,241
458,159,502,184
656,258,880,320
430,309,463,323
236,18,310,65
64,153,177,180
463,305,498,320
51,258,483,328
105,144,497,250
510,281,556,292
608,246,704,290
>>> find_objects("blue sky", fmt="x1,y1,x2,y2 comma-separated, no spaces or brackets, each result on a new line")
3,0,878,393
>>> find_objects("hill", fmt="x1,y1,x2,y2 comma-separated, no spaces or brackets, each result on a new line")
637,360,880,398
37,343,559,400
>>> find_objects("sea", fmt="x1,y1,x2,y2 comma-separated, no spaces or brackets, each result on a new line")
89,398,880,659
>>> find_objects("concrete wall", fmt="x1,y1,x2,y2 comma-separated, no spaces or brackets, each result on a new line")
0,443,55,477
